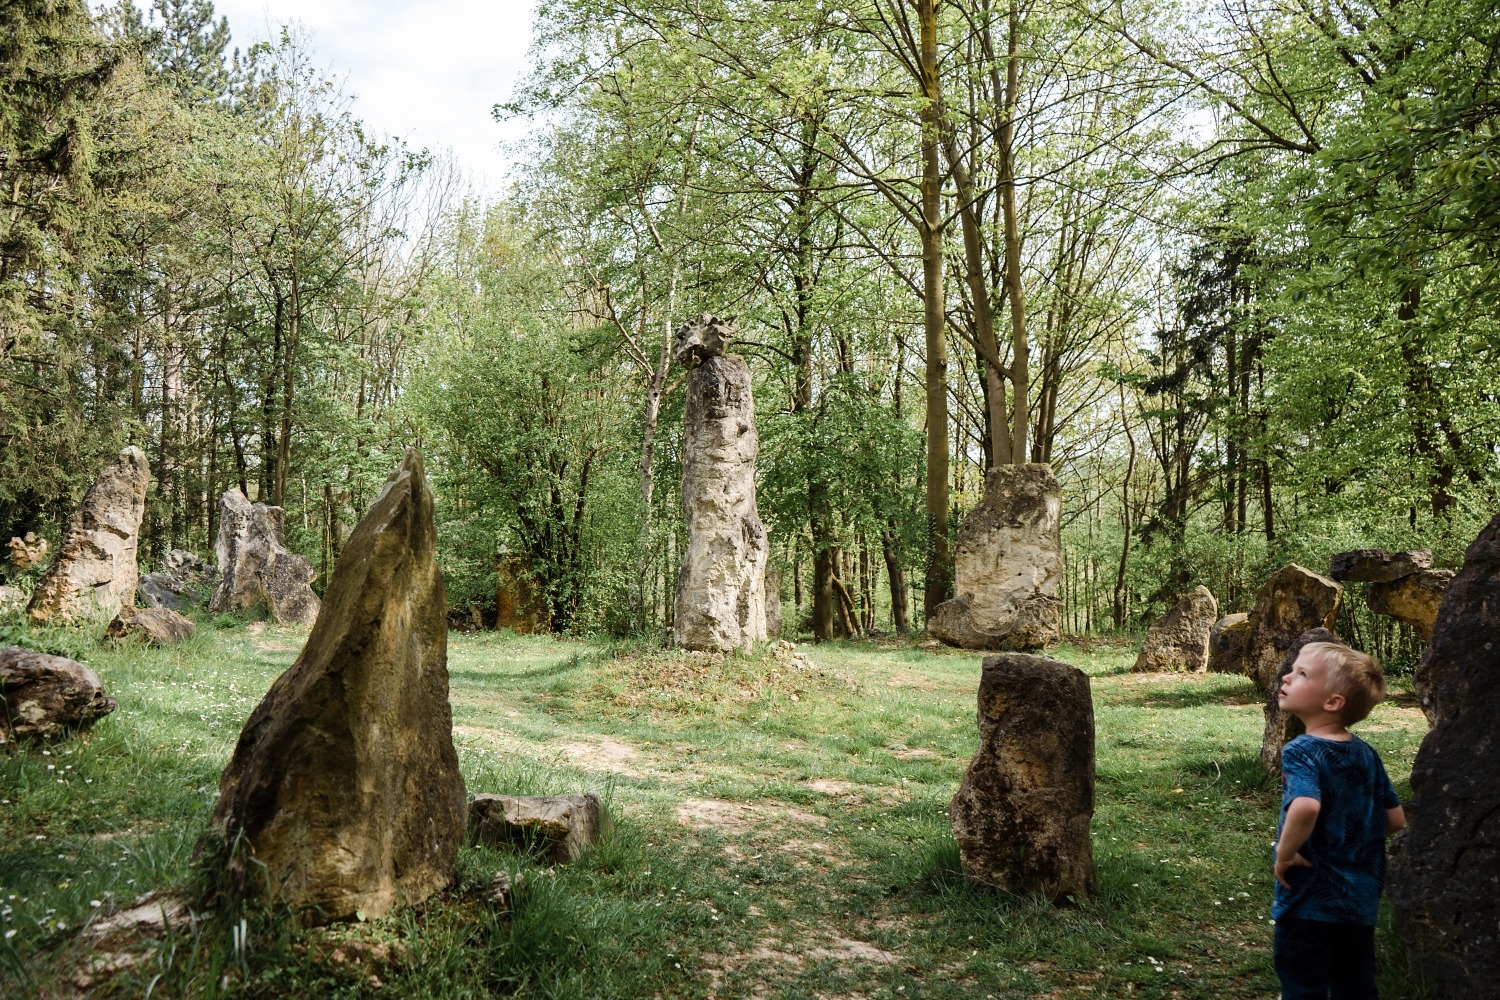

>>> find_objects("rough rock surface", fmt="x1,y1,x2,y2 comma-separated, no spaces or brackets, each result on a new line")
1258,628,1339,777
1208,613,1251,674
7,532,48,570
950,653,1094,901
1367,569,1453,639
208,490,319,626
205,449,466,923
0,647,117,743
138,550,216,611
1241,564,1342,696
27,448,150,623
1388,512,1500,994
0,585,25,612
673,326,769,652
468,794,612,863
764,565,783,639
105,606,196,645
494,552,549,633
1133,586,1218,672
673,312,735,367
1328,548,1433,583
928,465,1062,651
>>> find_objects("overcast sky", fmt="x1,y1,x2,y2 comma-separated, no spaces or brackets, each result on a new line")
121,0,542,193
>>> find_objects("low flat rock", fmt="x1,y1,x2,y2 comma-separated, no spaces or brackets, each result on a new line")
0,647,116,743
1133,585,1217,672
205,449,465,923
950,653,1094,901
105,606,195,645
468,793,612,863
1328,548,1432,583
1366,569,1453,639
1388,512,1500,993
1208,613,1250,674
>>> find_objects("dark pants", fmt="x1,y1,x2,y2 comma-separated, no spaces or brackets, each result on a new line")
1274,916,1378,1000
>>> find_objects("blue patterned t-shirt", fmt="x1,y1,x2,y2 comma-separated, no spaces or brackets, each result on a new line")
1272,734,1400,925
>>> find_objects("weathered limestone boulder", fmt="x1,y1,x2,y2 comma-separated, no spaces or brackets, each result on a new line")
468,793,612,863
209,490,319,626
495,551,549,634
1328,547,1433,583
1258,628,1339,777
0,647,117,743
1367,569,1453,639
7,532,48,570
1133,586,1218,672
1388,512,1500,994
1208,613,1250,674
673,311,735,367
1241,564,1342,696
27,448,150,623
0,585,25,613
105,606,195,645
928,465,1062,651
950,653,1094,901
673,316,769,652
138,549,216,611
205,449,466,924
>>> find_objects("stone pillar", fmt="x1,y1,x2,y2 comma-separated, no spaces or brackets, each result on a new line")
27,447,150,623
1258,627,1338,777
672,315,769,652
1240,564,1342,696
1388,513,1500,993
209,489,320,626
205,449,466,923
950,653,1095,901
1133,585,1218,672
928,464,1062,650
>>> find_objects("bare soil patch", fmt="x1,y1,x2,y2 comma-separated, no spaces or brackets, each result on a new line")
676,798,827,834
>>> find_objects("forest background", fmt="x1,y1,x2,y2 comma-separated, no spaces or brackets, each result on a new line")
4,0,1498,665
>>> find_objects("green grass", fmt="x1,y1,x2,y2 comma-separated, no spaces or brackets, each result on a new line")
1,622,1431,998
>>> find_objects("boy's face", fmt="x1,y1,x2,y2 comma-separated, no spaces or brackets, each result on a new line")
1279,648,1339,720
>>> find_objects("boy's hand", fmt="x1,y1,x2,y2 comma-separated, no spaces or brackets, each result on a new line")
1275,852,1312,888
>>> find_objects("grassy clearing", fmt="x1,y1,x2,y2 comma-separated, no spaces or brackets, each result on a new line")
1,621,1429,998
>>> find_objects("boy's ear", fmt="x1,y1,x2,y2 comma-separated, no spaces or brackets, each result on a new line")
1323,690,1347,714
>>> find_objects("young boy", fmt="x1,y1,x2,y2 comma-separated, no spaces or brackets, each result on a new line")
1272,641,1406,999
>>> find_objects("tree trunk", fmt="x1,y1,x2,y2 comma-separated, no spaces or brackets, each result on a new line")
919,0,951,620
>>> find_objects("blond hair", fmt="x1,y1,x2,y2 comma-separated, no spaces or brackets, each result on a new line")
1303,641,1385,724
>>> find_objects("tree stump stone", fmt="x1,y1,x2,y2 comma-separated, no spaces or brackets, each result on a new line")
928,464,1062,651
949,653,1094,901
0,647,116,744
205,449,466,924
1388,512,1500,995
27,447,150,623
1133,585,1218,672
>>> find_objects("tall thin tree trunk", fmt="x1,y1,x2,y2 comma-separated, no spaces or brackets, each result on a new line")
919,0,951,620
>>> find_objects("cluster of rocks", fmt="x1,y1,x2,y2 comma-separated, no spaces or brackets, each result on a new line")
1328,547,1452,639
928,464,1063,651
138,549,216,611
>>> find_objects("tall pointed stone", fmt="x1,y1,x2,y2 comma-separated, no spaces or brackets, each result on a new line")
27,447,150,623
205,449,465,923
673,315,769,651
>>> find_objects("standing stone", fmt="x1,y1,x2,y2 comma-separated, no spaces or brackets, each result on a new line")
1367,569,1453,639
928,465,1062,651
1328,548,1433,583
1240,564,1342,696
205,449,466,924
1133,586,1218,672
673,315,769,652
105,606,196,645
7,532,48,571
26,448,150,623
0,647,117,744
209,490,320,626
950,653,1094,901
1208,613,1251,674
494,551,549,634
1388,513,1500,995
1258,628,1339,777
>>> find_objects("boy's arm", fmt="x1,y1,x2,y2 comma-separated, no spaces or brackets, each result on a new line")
1275,796,1321,888
1386,804,1406,835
